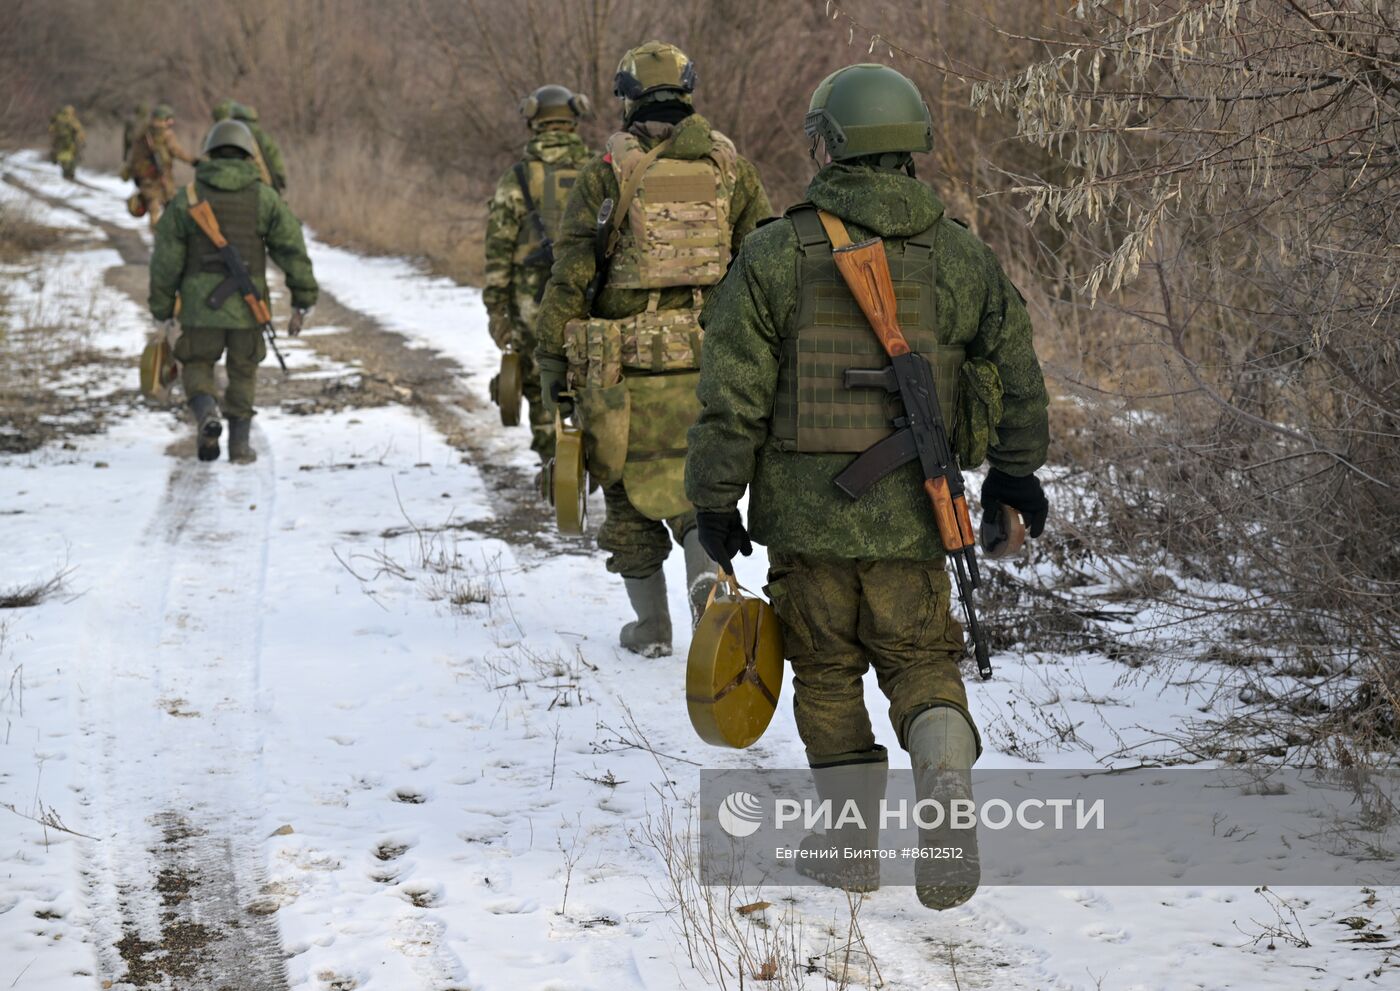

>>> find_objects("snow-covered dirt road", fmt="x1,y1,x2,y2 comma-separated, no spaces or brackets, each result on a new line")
1,151,1393,990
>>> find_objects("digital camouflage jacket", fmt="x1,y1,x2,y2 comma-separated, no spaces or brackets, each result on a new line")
685,163,1049,560
149,158,318,329
483,129,593,347
534,113,771,359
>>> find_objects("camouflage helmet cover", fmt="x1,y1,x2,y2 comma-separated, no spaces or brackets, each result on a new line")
804,63,933,160
201,119,259,158
212,98,236,122
614,41,696,103
519,85,591,127
152,103,176,121
231,102,259,123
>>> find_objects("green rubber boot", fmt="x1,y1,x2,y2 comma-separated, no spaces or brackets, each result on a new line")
620,570,672,658
908,707,980,910
681,527,717,629
190,393,222,462
227,417,256,464
795,749,888,892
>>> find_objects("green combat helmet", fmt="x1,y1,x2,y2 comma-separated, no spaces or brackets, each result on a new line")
201,120,259,158
804,63,932,162
212,98,235,122
613,41,696,117
231,102,260,123
152,104,176,122
519,85,591,130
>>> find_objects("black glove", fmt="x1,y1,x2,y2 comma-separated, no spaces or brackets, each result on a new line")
695,509,753,577
538,355,572,418
981,468,1048,538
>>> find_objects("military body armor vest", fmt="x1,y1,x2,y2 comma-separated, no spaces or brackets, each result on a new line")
513,159,578,267
603,130,738,290
183,182,265,284
772,205,963,454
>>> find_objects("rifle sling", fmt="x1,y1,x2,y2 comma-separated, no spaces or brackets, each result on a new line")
512,162,551,246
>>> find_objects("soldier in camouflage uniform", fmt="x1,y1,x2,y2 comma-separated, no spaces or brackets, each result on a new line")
483,85,594,462
149,120,317,464
536,41,772,657
685,65,1051,910
233,103,287,194
126,105,199,230
48,105,85,180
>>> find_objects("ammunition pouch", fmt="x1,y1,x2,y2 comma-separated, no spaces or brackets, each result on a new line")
563,291,705,384
563,294,703,519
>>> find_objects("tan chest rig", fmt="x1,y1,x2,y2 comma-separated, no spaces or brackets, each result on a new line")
772,205,963,454
562,129,739,520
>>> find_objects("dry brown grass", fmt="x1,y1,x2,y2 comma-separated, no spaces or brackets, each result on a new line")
286,132,488,284
0,201,64,263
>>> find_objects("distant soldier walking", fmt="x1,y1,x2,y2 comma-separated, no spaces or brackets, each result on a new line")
686,64,1051,909
121,101,150,175
126,105,198,229
48,105,85,180
148,121,318,464
213,99,287,193
484,85,594,463
536,41,772,656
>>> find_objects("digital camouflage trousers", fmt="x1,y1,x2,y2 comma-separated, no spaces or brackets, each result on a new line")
597,480,694,579
764,552,978,766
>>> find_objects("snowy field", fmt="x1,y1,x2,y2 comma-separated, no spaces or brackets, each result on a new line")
0,150,1394,990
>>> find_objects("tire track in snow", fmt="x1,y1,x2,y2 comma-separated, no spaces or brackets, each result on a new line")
77,436,288,989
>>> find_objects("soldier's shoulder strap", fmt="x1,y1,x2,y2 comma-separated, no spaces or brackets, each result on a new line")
603,133,673,255
512,161,549,243
785,203,829,254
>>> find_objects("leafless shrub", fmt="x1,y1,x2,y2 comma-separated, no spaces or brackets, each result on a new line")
970,0,1400,764
0,568,72,609
635,799,884,990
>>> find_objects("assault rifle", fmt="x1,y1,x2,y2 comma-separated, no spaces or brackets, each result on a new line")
512,163,555,301
187,194,288,374
583,197,615,312
817,210,993,680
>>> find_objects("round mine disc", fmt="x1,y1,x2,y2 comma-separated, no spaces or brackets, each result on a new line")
554,422,587,535
686,597,785,749
497,351,522,427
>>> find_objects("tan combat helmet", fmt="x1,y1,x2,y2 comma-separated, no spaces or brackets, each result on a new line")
519,85,591,131
613,41,696,119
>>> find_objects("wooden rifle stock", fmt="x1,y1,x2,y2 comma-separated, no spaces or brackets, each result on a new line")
830,239,910,357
